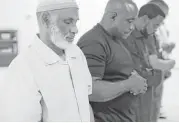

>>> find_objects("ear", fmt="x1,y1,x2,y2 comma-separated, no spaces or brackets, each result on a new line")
41,11,52,28
142,15,149,24
110,12,117,21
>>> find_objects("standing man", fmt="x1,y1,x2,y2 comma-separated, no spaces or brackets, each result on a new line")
0,0,93,122
145,0,176,121
78,0,148,122
149,1,176,118
124,2,175,121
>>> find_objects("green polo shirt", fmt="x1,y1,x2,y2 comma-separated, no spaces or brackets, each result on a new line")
78,24,138,122
124,30,163,87
124,29,163,121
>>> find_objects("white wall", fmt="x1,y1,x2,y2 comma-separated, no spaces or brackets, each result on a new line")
75,0,108,41
163,0,179,68
0,0,38,78
0,0,179,79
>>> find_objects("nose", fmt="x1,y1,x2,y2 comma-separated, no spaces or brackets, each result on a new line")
71,25,78,34
130,23,135,31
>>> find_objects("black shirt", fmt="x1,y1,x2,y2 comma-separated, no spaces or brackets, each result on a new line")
78,24,137,122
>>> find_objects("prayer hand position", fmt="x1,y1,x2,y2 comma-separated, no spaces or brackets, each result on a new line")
128,70,148,95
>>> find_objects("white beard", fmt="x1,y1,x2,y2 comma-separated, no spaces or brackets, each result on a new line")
50,25,71,50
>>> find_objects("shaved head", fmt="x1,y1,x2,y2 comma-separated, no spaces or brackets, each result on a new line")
126,3,136,12
101,0,138,39
105,0,138,14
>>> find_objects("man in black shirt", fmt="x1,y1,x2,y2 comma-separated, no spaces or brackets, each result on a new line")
78,0,148,122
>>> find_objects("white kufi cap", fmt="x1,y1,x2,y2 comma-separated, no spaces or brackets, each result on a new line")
37,0,78,12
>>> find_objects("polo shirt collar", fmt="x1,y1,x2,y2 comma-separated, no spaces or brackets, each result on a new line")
97,23,131,42
97,23,123,43
132,27,156,39
33,36,68,65
97,23,115,40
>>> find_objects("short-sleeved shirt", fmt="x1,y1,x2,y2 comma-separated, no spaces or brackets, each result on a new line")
124,29,163,121
0,36,92,122
125,30,163,87
145,34,160,55
124,30,151,69
78,24,137,122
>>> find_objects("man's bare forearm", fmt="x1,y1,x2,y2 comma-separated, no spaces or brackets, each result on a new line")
149,55,175,71
89,77,130,102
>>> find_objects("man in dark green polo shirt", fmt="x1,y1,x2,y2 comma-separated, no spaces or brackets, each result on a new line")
78,0,148,122
123,2,175,121
138,2,175,122
148,0,176,120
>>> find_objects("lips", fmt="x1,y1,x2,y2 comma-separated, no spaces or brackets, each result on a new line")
66,36,75,42
67,37,74,40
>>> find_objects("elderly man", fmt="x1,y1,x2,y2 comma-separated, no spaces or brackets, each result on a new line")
123,1,175,121
0,0,93,122
78,0,148,122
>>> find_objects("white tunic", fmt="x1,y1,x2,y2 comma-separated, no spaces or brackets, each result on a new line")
0,36,92,122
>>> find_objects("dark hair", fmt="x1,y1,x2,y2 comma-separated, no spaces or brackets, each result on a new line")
138,4,165,19
149,0,169,9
